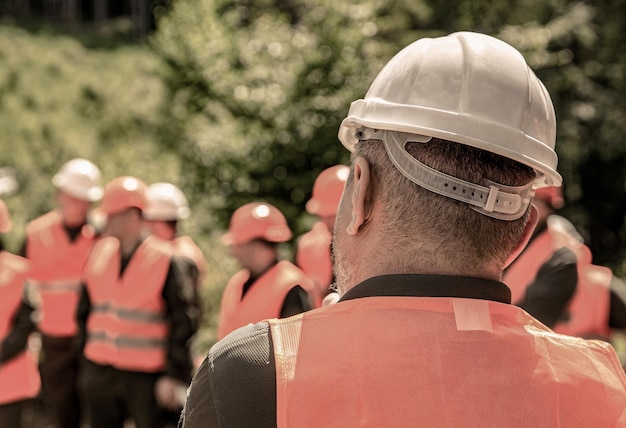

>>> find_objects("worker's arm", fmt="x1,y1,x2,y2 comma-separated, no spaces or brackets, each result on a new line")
608,275,626,329
162,257,199,383
0,296,36,363
75,284,91,353
517,247,578,327
180,322,277,428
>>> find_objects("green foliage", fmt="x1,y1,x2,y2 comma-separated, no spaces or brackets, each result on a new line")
151,0,626,268
0,24,180,245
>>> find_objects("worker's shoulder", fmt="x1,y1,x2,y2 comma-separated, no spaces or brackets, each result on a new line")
26,210,60,234
209,321,273,367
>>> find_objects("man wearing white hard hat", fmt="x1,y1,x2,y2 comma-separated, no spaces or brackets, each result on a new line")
143,182,207,291
181,32,626,427
21,158,102,428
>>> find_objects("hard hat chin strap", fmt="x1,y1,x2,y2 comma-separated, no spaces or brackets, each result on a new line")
356,127,533,221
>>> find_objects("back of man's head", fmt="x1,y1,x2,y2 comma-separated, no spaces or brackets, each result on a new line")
337,31,561,272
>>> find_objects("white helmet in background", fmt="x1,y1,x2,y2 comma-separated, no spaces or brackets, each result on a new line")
143,182,190,221
338,31,561,220
53,158,103,202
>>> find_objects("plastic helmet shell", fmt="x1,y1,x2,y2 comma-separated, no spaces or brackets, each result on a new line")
143,182,191,221
222,202,292,245
99,176,148,216
306,165,350,217
338,31,561,188
53,158,103,202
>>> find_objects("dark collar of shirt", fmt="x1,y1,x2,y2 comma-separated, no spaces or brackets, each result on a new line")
339,274,511,304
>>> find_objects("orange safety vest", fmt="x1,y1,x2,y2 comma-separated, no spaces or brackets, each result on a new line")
269,297,626,427
82,236,171,372
296,221,332,304
503,215,612,338
26,211,97,337
217,261,316,340
0,252,40,405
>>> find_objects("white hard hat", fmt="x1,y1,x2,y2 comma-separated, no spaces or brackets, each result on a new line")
52,158,103,202
143,182,190,221
338,32,561,220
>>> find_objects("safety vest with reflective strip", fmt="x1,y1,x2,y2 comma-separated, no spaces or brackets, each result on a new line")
296,221,331,306
269,297,626,427
0,252,40,404
503,215,612,338
217,261,316,340
26,210,97,337
83,236,171,372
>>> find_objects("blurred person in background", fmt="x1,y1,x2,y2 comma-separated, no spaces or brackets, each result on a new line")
181,32,626,427
295,165,349,304
143,182,207,292
505,185,626,340
0,199,40,427
21,158,102,428
217,201,316,340
76,176,198,428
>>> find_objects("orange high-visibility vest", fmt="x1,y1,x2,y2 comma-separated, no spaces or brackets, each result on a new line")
82,236,171,372
270,297,626,427
217,261,316,340
26,211,97,337
296,221,332,305
0,252,40,405
503,216,612,338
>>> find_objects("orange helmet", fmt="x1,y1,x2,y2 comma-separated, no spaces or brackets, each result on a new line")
0,199,12,233
534,186,564,209
99,176,148,216
222,202,292,245
306,165,350,217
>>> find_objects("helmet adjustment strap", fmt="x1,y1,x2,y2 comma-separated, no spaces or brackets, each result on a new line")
356,127,533,221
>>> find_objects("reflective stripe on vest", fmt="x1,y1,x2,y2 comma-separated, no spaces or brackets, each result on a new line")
0,252,40,404
504,216,612,338
83,236,170,372
217,261,316,340
26,211,97,336
296,221,331,305
270,297,626,427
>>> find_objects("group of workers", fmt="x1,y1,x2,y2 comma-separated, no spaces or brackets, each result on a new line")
0,154,348,427
2,30,626,428
0,161,205,427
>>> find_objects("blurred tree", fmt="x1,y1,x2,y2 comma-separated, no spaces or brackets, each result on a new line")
0,24,179,249
151,0,626,270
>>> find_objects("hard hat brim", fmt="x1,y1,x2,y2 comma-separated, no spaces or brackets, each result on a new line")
338,100,562,188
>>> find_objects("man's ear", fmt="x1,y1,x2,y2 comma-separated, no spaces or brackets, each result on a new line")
503,204,539,269
346,157,372,235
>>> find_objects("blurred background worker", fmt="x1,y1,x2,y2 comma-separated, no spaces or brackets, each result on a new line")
143,182,207,291
21,158,102,428
217,201,316,340
76,176,198,428
296,165,349,301
505,185,626,339
0,199,40,428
